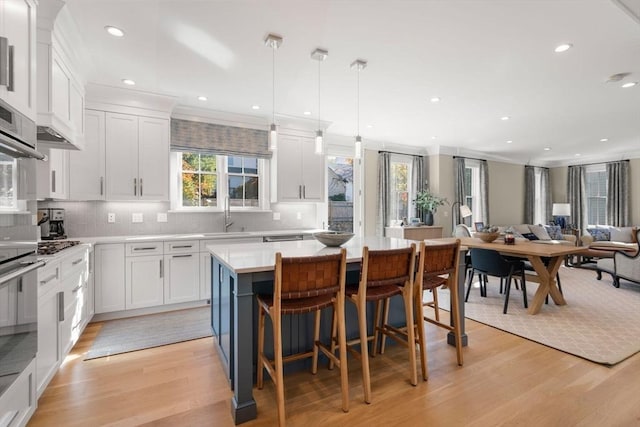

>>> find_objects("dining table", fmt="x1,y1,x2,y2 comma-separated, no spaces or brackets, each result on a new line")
207,235,466,424
457,237,584,315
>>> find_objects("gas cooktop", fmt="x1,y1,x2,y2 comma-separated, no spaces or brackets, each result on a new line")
38,240,81,255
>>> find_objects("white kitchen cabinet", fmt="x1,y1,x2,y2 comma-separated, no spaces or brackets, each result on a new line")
277,134,324,202
36,147,69,200
125,242,164,309
0,358,36,427
163,240,199,304
0,0,37,120
105,112,169,201
94,244,125,314
69,110,106,200
36,262,61,398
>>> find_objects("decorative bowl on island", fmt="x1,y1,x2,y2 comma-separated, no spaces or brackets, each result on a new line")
313,231,355,247
475,231,500,243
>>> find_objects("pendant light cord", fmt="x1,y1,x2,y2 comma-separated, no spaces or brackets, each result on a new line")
357,66,360,136
272,47,276,123
318,58,321,130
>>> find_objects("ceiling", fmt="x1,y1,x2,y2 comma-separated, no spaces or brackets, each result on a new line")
64,0,640,166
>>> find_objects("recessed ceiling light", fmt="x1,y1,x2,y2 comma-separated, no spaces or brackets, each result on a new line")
122,79,135,86
622,82,638,88
554,43,573,53
600,138,608,142
251,105,260,110
303,111,311,116
431,136,437,140
197,96,208,101
506,140,513,144
544,147,551,151
430,97,441,103
575,153,581,157
501,116,510,121
105,26,125,37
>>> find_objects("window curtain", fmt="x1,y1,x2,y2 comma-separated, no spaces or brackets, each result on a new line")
540,167,552,224
607,160,630,227
376,152,392,237
411,155,425,219
454,157,466,226
524,166,535,224
478,160,489,225
567,165,587,232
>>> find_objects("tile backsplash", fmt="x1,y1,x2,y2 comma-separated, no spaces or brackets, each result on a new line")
38,201,319,237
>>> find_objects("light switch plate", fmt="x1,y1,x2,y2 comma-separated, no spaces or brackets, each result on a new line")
157,213,168,223
132,213,143,223
108,213,116,223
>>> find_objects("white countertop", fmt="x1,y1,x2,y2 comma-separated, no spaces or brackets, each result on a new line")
207,236,457,274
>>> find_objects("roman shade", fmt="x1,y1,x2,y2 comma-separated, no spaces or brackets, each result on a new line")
171,118,271,158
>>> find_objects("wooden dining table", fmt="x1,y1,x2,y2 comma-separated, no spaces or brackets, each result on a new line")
457,237,584,315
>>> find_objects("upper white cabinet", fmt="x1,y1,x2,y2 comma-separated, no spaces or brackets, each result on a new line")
276,134,324,202
0,0,37,120
105,112,169,201
36,146,69,200
69,109,106,200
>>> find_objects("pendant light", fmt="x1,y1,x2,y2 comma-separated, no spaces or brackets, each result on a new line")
265,34,282,151
311,48,328,155
351,59,367,159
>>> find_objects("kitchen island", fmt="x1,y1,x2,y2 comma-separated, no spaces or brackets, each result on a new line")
208,236,468,424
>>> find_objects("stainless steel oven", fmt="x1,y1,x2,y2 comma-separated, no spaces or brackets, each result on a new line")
0,96,45,399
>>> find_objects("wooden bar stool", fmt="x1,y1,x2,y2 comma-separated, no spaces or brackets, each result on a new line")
256,249,349,427
343,244,417,404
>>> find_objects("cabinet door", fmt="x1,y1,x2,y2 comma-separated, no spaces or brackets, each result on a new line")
69,80,84,138
69,110,106,200
138,116,169,201
164,253,199,304
94,244,125,313
51,51,70,124
300,137,324,201
277,135,304,201
125,255,164,309
37,288,60,397
200,252,211,300
105,112,139,200
0,0,36,120
36,147,68,200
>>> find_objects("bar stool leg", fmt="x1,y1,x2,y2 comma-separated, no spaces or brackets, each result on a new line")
402,285,418,386
415,286,428,381
356,297,372,404
336,294,350,412
311,309,322,374
432,288,440,322
379,299,390,354
328,308,338,370
448,275,464,366
372,300,383,356
272,308,286,427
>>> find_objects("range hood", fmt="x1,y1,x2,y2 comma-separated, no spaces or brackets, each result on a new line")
36,125,77,149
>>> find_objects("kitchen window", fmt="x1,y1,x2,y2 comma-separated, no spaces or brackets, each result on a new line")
389,155,413,223
171,151,268,210
464,161,482,224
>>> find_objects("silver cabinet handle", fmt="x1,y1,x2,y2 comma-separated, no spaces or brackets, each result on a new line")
39,267,59,285
299,185,302,199
57,291,64,322
140,178,143,197
303,185,306,199
172,254,192,258
133,246,157,251
72,285,82,293
172,245,193,249
100,176,104,196
72,258,83,266
52,170,56,192
159,259,163,278
134,178,137,196
7,45,14,92
0,37,8,87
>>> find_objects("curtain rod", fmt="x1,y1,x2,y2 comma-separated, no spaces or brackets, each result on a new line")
569,159,630,168
453,155,486,162
378,150,424,157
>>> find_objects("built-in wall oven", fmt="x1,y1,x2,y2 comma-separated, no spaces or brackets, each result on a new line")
0,97,45,401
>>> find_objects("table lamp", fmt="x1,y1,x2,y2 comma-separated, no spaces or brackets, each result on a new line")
451,202,473,234
552,203,571,230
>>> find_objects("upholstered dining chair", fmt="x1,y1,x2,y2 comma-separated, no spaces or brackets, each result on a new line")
256,249,349,427
465,248,527,314
343,244,418,404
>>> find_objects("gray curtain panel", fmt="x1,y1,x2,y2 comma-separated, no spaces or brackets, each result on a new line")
479,160,489,225
454,157,466,226
567,165,587,232
411,155,425,219
541,167,552,224
524,166,535,224
376,152,392,237
607,161,630,227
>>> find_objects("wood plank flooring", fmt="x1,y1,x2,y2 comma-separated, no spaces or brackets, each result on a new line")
28,311,640,426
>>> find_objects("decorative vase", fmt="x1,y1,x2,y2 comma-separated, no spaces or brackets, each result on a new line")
423,211,434,226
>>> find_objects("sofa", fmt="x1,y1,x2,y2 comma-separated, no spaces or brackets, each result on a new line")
596,229,640,288
504,224,577,246
578,226,639,265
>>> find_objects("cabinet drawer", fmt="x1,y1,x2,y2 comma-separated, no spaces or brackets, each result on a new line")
60,250,88,280
37,262,60,297
126,242,163,257
199,237,263,251
164,240,199,254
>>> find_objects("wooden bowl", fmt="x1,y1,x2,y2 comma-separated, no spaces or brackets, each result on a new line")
476,231,500,243
313,231,355,247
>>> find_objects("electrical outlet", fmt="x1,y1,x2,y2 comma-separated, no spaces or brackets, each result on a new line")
157,213,168,223
132,213,143,223
108,213,116,223
273,212,281,220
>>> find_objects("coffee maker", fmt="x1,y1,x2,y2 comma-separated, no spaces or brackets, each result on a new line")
48,208,66,239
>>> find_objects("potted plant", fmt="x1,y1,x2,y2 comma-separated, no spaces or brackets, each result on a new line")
413,190,448,226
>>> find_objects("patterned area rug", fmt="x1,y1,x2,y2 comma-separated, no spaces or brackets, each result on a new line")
84,307,212,360
437,266,640,365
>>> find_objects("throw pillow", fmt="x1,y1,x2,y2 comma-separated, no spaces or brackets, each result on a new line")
610,227,634,243
522,232,539,241
544,225,564,240
512,224,532,235
530,224,551,240
505,226,524,239
587,228,610,241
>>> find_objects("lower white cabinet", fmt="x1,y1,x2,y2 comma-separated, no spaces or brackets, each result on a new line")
94,244,125,314
0,359,36,427
36,262,60,398
126,255,164,309
164,240,199,304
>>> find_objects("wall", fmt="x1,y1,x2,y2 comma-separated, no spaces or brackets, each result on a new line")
38,201,318,237
487,160,525,226
550,166,568,203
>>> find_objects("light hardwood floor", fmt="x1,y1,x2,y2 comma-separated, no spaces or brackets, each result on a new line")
28,311,640,426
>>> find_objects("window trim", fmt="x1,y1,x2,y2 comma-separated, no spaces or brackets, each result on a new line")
585,163,607,226
389,154,414,224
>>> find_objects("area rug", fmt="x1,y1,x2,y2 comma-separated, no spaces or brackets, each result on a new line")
436,266,640,366
84,307,212,360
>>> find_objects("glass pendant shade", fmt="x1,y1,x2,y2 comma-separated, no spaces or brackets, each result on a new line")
269,123,278,150
315,130,323,155
354,135,362,159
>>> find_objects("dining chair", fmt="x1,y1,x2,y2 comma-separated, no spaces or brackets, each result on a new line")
256,249,349,427
465,248,527,314
342,244,418,404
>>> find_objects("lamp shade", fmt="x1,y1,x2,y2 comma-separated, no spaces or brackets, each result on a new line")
460,204,473,218
552,203,571,216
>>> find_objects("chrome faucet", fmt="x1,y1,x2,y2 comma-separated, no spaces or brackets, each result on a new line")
224,196,234,232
